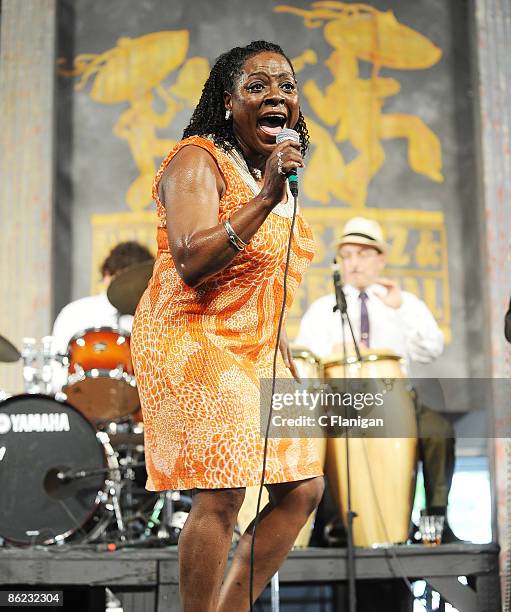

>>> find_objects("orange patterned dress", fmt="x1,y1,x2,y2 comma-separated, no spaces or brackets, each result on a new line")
131,136,323,490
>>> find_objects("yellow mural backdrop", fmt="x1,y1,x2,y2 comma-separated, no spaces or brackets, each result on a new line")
62,5,451,342
277,2,444,207
275,2,450,340
59,30,209,291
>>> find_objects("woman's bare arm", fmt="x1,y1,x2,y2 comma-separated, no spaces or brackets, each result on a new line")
162,141,302,288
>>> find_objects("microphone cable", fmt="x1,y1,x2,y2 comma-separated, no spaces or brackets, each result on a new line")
249,191,298,612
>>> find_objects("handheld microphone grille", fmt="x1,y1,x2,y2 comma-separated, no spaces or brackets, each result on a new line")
276,128,300,197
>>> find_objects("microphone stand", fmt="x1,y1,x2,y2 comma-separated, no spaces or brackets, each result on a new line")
332,261,361,612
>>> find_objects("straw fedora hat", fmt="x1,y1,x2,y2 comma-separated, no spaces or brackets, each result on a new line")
335,217,388,254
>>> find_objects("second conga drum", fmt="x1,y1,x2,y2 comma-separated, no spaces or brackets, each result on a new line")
323,349,417,547
237,347,326,548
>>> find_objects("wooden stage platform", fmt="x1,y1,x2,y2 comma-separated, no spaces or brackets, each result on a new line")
0,543,500,611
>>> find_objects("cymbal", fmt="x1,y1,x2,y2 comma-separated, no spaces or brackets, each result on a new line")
0,334,21,362
107,260,154,315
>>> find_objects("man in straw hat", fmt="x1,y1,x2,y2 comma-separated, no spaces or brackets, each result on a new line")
296,216,461,542
298,216,443,364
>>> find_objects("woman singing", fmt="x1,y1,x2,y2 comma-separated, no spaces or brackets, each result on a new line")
131,40,324,611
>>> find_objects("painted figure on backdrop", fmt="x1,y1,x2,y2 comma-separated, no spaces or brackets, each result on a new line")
59,31,209,210
276,2,444,207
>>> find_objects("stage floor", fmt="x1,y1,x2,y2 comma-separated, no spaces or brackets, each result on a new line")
0,543,500,611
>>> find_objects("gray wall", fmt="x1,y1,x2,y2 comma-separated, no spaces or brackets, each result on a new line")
0,0,57,393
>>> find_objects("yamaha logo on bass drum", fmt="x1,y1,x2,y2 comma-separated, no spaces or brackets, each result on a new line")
0,412,71,434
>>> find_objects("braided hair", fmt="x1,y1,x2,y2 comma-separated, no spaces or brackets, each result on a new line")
183,40,309,157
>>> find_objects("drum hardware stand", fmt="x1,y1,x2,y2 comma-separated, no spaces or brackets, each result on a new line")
332,261,362,612
118,448,137,539
106,477,127,541
58,466,128,541
144,491,190,541
20,336,56,395
21,338,41,393
156,491,174,539
56,462,147,543
56,462,146,482
144,496,166,538
144,491,191,544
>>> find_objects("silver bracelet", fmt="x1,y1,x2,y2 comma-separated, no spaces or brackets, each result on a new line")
223,219,249,251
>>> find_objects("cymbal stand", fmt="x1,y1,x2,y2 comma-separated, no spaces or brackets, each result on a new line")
20,336,55,395
21,338,39,393
40,336,54,396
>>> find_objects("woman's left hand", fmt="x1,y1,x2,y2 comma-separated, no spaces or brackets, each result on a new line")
279,328,301,383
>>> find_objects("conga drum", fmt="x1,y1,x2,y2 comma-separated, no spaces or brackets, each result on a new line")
322,349,417,547
237,347,326,548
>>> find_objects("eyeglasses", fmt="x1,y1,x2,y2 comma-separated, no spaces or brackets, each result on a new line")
337,249,379,261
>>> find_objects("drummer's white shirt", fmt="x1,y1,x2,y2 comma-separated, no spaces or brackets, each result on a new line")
295,284,444,371
51,293,133,391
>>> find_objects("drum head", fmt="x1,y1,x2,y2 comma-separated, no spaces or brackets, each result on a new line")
323,348,402,368
64,377,140,423
0,394,111,545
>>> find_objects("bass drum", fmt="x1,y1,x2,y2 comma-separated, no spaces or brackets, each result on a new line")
0,394,119,545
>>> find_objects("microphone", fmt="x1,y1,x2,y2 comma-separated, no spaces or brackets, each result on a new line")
332,258,347,314
276,128,300,197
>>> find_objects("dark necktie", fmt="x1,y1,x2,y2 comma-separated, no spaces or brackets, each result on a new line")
359,291,369,347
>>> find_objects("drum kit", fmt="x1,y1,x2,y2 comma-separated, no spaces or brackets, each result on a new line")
0,263,190,548
0,260,418,551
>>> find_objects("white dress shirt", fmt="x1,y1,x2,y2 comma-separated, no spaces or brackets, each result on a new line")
295,284,444,371
51,293,133,391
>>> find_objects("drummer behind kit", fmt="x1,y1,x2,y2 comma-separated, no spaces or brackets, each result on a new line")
0,260,190,548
